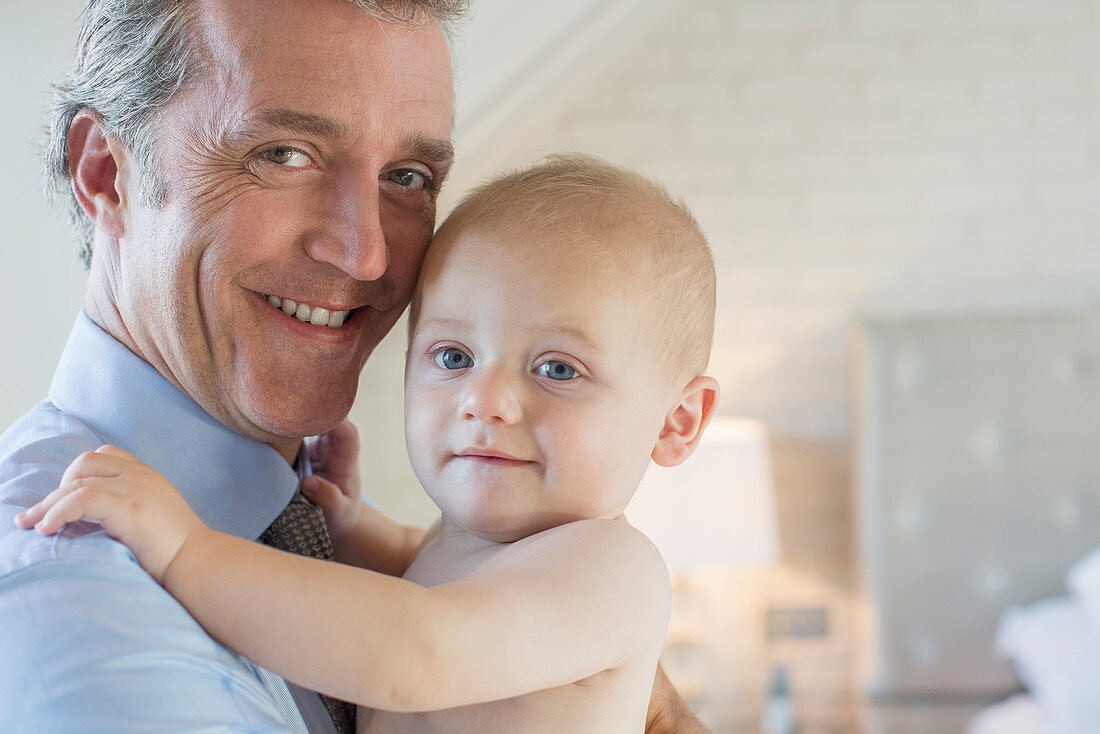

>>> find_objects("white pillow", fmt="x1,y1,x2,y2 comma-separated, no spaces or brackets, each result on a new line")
994,597,1100,734
965,694,1044,734
1066,546,1100,636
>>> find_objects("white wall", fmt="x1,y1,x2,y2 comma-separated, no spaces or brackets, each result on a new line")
0,1,89,429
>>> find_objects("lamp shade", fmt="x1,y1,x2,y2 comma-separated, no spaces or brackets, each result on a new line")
626,416,780,574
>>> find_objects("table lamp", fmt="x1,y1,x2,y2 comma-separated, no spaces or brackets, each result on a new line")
627,416,780,574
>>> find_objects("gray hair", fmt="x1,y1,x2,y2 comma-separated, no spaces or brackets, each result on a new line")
44,0,468,267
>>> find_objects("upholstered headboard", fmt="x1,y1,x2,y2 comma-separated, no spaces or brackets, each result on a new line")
853,307,1100,713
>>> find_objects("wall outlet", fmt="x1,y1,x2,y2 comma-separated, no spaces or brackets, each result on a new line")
767,606,830,639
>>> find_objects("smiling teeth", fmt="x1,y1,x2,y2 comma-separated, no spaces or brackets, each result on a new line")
264,294,349,328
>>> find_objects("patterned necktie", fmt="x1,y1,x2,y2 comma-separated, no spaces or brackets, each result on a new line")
259,493,356,734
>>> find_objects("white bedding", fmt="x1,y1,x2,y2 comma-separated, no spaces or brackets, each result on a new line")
967,547,1100,734
966,695,1044,734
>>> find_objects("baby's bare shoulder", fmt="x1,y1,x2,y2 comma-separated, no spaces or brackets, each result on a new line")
542,517,658,548
499,519,670,592
514,517,657,553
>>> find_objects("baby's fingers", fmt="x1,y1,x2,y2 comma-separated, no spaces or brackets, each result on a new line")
12,504,46,530
13,482,84,529
59,448,128,487
301,475,345,512
36,481,126,535
325,420,360,456
94,444,140,462
311,421,359,475
19,481,118,536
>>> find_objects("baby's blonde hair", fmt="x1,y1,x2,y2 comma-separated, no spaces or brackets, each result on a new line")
436,154,716,383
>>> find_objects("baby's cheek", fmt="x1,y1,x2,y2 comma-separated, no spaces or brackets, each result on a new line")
408,392,458,475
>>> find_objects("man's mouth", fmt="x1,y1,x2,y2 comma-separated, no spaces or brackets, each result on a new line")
261,293,355,329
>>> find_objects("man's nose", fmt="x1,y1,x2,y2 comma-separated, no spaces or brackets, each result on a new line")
305,171,388,281
459,366,523,425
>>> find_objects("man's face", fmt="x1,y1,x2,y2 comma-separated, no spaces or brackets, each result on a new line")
403,225,680,543
112,0,454,458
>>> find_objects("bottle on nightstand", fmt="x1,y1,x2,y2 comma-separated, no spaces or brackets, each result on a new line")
760,665,797,734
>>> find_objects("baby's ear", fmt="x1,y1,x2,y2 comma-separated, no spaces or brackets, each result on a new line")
651,376,720,467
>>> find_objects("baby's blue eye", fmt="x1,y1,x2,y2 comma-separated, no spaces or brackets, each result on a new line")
434,348,472,370
537,361,577,381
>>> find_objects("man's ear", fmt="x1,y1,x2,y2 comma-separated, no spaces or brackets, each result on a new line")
651,375,720,468
68,109,132,239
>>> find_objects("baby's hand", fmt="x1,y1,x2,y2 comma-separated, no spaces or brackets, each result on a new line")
302,420,363,541
13,445,207,583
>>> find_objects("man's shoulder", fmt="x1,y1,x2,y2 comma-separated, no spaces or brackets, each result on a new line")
0,398,120,577
0,397,108,491
0,402,304,734
0,515,296,732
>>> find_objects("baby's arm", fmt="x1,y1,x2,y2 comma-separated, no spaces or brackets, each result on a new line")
18,457,670,712
169,517,670,712
303,420,424,576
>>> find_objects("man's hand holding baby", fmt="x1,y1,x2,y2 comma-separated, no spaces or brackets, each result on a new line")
13,445,209,583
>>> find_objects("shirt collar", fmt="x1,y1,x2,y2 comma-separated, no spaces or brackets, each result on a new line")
48,313,300,540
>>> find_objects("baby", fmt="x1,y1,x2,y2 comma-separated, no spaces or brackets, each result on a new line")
16,154,719,733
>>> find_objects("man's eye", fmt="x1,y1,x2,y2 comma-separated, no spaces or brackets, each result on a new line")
536,361,578,381
388,169,428,189
434,348,472,370
262,146,311,168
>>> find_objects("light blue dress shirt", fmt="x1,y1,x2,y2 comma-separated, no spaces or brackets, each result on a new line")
0,313,337,733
